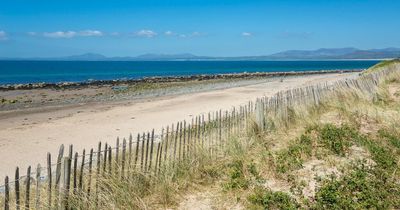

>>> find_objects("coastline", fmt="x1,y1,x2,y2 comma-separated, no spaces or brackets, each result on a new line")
0,72,358,179
0,69,361,90
0,70,361,112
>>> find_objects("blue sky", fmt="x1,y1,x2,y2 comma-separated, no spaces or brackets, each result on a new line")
0,0,399,57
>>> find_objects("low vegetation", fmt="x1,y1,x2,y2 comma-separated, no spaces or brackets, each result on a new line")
362,58,400,75
2,60,400,209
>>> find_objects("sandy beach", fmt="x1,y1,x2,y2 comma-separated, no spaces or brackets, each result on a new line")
0,72,357,179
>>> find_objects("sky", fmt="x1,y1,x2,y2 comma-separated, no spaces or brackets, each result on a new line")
0,0,399,57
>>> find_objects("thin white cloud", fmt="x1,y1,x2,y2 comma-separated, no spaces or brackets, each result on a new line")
79,30,103,37
135,29,157,38
27,32,37,36
0,31,8,41
42,30,104,38
241,32,252,37
176,31,204,38
164,30,175,36
191,32,201,36
43,31,77,38
110,32,120,36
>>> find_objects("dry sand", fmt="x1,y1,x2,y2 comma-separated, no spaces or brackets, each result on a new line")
0,73,357,179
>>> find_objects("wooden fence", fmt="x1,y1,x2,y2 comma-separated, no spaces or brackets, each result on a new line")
1,64,399,209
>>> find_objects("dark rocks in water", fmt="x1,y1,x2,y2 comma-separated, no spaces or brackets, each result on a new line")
0,69,362,91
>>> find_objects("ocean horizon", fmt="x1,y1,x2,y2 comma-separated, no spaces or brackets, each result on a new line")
0,60,380,85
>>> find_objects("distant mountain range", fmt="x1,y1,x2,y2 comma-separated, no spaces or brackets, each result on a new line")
2,48,400,61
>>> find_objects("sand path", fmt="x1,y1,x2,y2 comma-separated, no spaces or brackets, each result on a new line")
0,73,356,179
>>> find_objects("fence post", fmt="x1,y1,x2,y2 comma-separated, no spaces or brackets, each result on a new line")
54,144,64,207
35,164,41,209
158,128,165,174
144,132,150,172
163,126,169,171
128,134,133,176
73,152,78,194
87,149,93,196
140,133,145,171
148,130,155,172
79,149,85,191
183,121,187,159
187,124,191,157
25,166,31,210
103,143,108,175
202,115,205,148
115,137,120,166
15,167,20,210
61,158,71,210
173,122,179,164
155,141,161,174
4,176,9,210
108,146,112,174
46,153,52,209
95,142,102,205
121,139,126,179
134,134,140,170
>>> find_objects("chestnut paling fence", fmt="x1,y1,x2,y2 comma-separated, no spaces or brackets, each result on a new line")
1,63,399,209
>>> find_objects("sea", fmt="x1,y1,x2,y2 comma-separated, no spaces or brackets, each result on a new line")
0,60,380,85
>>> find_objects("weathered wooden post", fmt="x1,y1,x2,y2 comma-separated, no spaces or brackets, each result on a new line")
183,121,187,159
255,99,265,131
134,134,140,170
95,142,102,205
128,134,133,176
115,137,120,165
79,149,85,191
173,122,179,164
140,133,145,171
103,143,108,175
4,176,9,210
35,164,41,209
144,132,151,172
121,138,126,179
54,144,64,207
108,146,112,174
158,128,165,173
87,149,93,196
148,130,155,172
163,126,169,170
15,167,20,210
46,153,52,209
178,122,183,160
25,166,31,210
72,153,78,194
155,141,161,174
61,157,71,210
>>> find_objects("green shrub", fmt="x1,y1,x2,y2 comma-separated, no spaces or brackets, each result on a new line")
353,132,398,172
318,124,355,156
314,162,400,209
223,160,250,190
248,187,299,210
378,129,400,149
276,134,313,173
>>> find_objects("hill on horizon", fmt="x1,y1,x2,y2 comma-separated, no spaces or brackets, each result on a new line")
2,47,400,61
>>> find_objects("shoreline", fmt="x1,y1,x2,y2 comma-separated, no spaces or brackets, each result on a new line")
0,72,358,179
0,69,362,90
0,70,361,112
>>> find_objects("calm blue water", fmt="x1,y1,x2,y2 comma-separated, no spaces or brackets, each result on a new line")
0,60,380,85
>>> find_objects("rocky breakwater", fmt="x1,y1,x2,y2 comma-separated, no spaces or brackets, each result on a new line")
0,69,362,91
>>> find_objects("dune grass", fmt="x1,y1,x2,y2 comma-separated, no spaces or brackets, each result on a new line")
362,58,400,75
2,60,400,209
